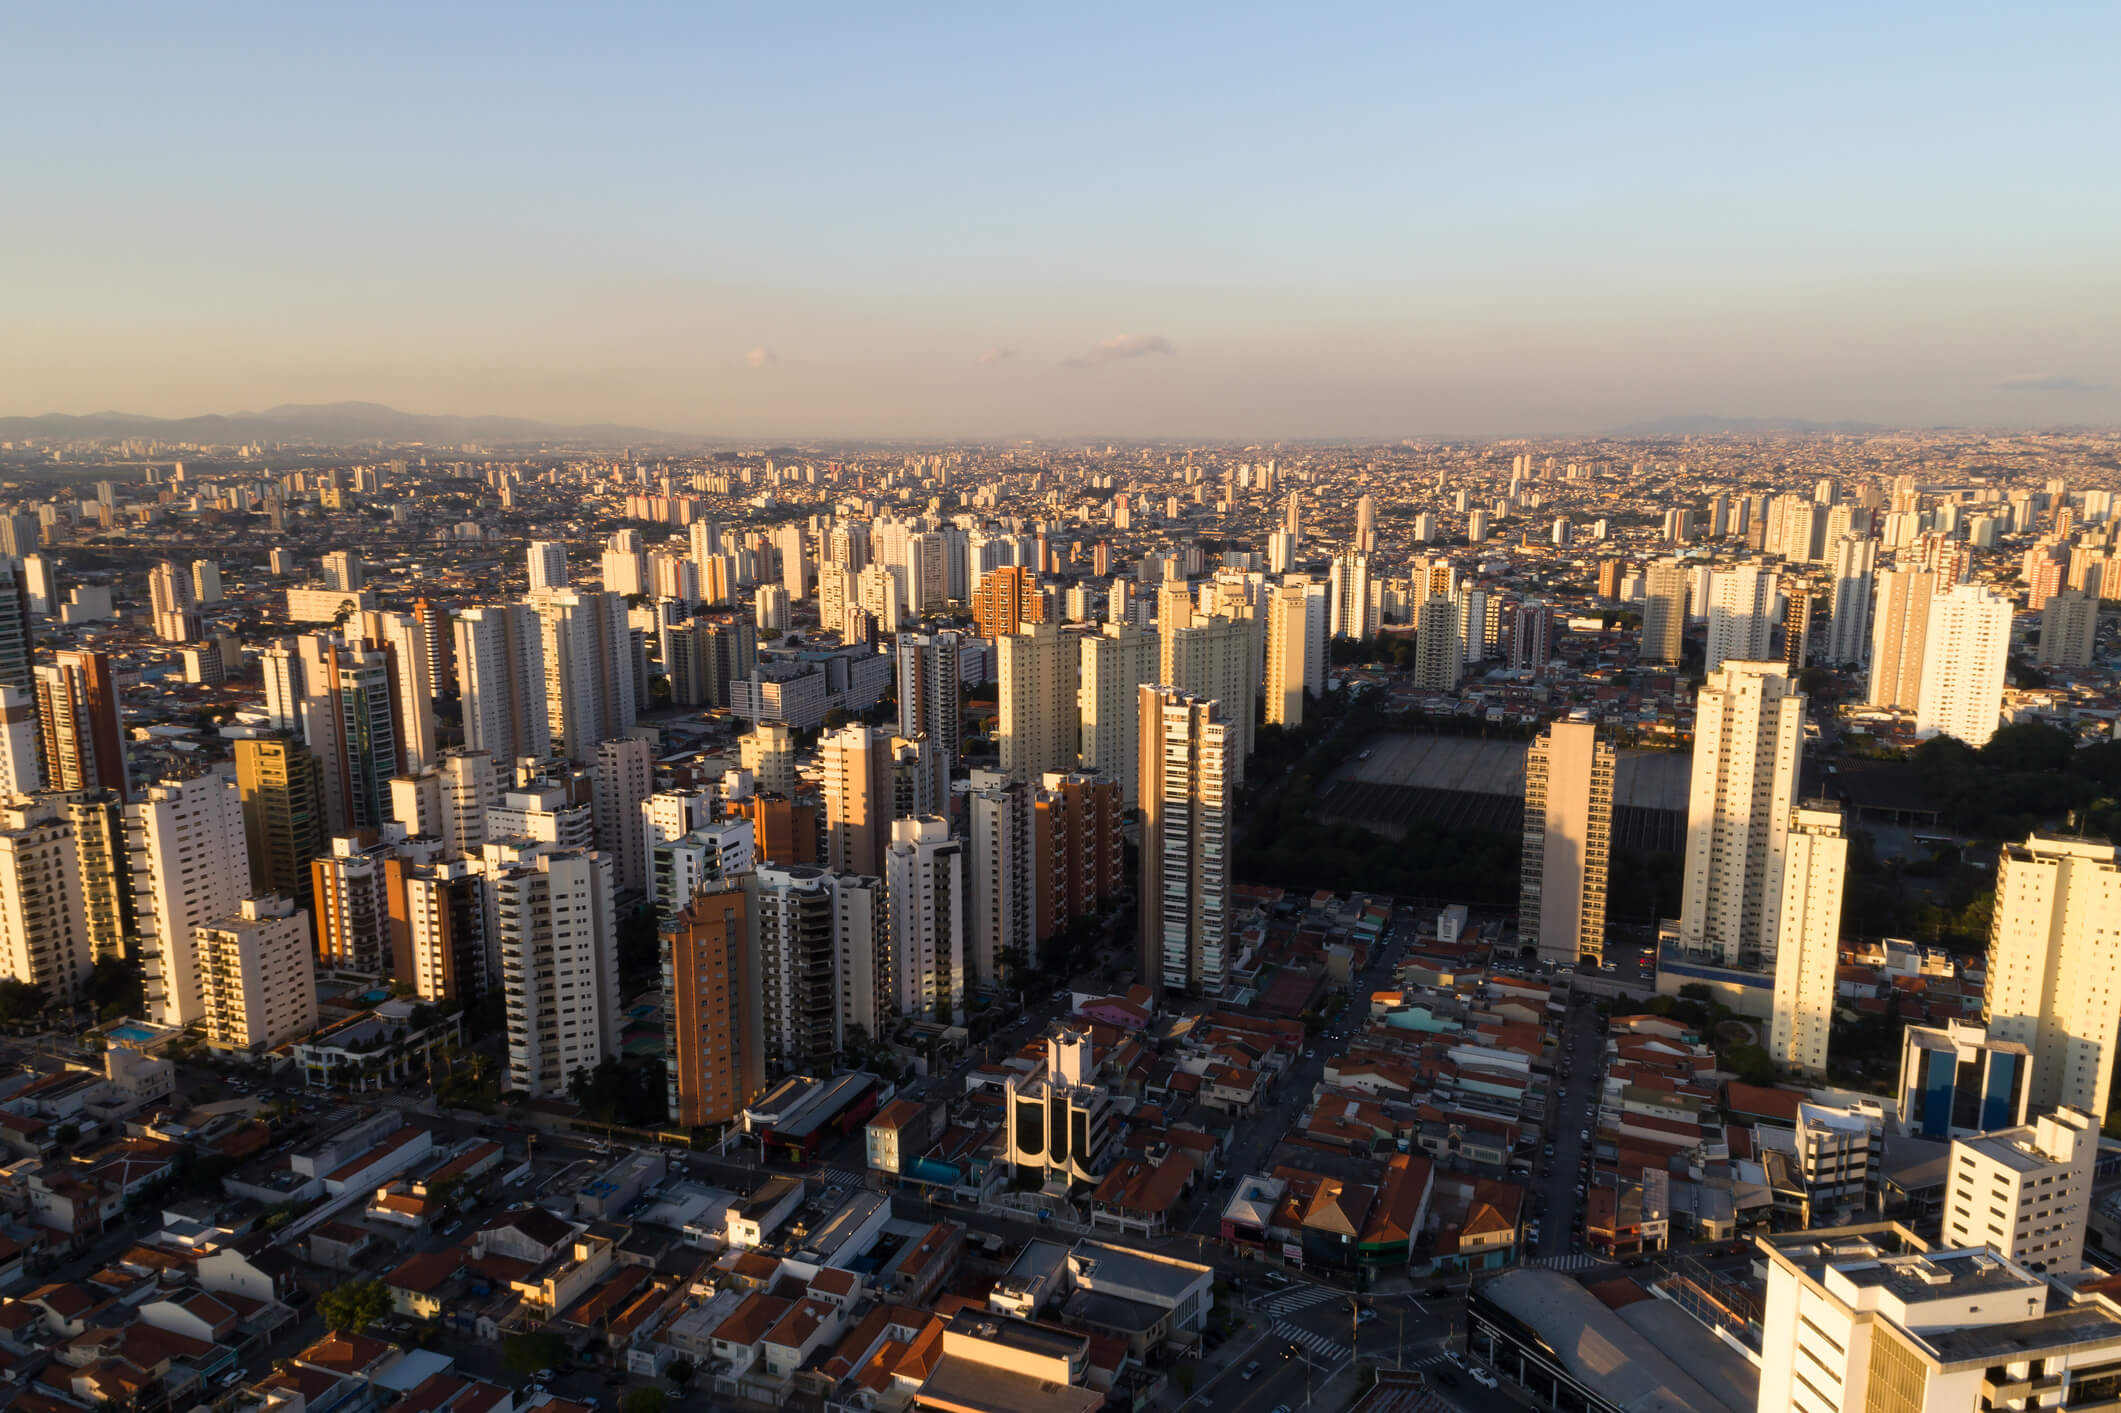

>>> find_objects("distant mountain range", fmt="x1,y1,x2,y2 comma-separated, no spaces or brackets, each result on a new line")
1602,414,1884,438
0,401,678,447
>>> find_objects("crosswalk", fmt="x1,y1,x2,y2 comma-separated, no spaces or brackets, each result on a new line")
1539,1252,1605,1271
811,1166,870,1189
1273,1321,1351,1364
1256,1283,1341,1317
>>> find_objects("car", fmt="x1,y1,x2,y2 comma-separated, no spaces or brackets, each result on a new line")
535,1370,555,1383
1472,1367,1499,1389
1240,1361,1261,1381
440,1220,462,1237
1263,1270,1291,1286
1356,1308,1377,1325
1444,1349,1464,1368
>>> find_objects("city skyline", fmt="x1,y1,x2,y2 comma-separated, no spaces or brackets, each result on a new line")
10,5,2121,438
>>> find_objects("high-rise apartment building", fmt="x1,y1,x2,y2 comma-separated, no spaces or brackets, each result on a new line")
1825,535,1878,665
1033,770,1123,947
534,590,637,760
129,774,249,1027
1915,584,2011,747
235,735,328,929
1941,1108,2096,1274
1640,559,1687,665
1263,580,1310,727
1867,567,1937,710
313,639,403,834
1078,623,1157,806
2038,589,2098,668
998,622,1076,783
822,724,895,878
968,776,1034,988
833,873,889,1045
364,610,438,771
739,722,798,798
1412,595,1461,691
754,864,840,1073
1138,687,1230,997
1677,661,1805,968
971,565,1048,641
0,686,40,796
1899,1021,2030,1141
0,797,92,1007
497,849,620,1097
526,540,568,593
886,816,964,1024
1520,717,1614,966
1985,833,2121,1119
895,630,962,808
196,895,316,1053
589,737,655,897
148,559,201,643
1163,611,1255,776
1328,550,1376,640
311,834,399,973
60,791,130,963
1768,803,1849,1077
1706,563,1779,672
390,857,487,1004
34,650,127,800
663,881,762,1128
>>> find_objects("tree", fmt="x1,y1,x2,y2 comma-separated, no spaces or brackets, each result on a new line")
317,1279,392,1333
0,980,48,1023
665,1360,694,1391
620,1389,667,1413
502,1332,570,1378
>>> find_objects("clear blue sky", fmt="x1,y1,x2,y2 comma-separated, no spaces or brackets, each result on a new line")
9,3,2119,437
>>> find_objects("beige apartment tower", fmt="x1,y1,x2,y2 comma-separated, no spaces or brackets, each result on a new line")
1519,717,1613,966
1984,833,2121,1120
196,895,318,1053
1640,559,1686,665
1138,686,1231,997
1866,566,1936,709
2038,588,2099,668
998,622,1077,783
1262,580,1309,728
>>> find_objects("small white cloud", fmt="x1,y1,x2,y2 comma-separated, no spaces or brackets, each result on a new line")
1998,372,2103,392
1062,333,1176,369
976,346,1016,366
745,345,776,369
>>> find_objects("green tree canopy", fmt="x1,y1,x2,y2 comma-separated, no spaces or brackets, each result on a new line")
317,1279,392,1333
502,1332,571,1378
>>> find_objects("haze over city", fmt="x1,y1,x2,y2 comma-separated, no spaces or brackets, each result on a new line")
11,3,2121,438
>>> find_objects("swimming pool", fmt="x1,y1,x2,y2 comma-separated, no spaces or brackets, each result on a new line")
107,1025,157,1043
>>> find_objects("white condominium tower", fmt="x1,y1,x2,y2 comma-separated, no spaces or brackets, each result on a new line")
1985,833,2121,1119
534,590,637,760
1768,803,1849,1077
1077,622,1158,806
1824,535,1878,666
196,894,318,1053
128,774,249,1027
526,540,568,593
1677,661,1805,968
886,816,965,1024
454,604,551,767
0,797,92,1006
1915,583,2011,748
496,848,620,1097
1520,717,1614,967
1328,549,1376,640
1161,610,1254,778
1942,1107,2097,1274
1705,563,1779,673
1138,686,1231,997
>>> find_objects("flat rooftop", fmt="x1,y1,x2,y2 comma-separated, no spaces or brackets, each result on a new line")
1830,1250,2038,1303
915,1353,1101,1413
1474,1267,1755,1413
1957,1127,2064,1174
1068,1241,1207,1301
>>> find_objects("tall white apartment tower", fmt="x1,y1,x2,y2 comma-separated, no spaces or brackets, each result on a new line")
534,590,638,760
1985,833,2121,1119
196,894,318,1053
496,849,620,1097
128,774,249,1027
1768,803,1850,1077
1263,580,1310,728
1706,563,1780,673
1678,661,1806,968
896,630,963,807
454,604,551,767
365,610,438,772
1824,536,1879,665
1162,612,1255,777
1916,583,2012,747
886,816,965,1024
1520,717,1614,967
1867,567,1937,710
590,737,656,897
1138,686,1231,997
526,540,568,593
1328,550,1377,641
998,622,1076,783
1077,623,1158,807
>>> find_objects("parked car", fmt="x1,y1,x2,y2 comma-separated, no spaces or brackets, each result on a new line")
1241,1361,1261,1381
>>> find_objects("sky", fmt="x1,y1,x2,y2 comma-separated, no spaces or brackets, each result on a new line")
8,3,2121,440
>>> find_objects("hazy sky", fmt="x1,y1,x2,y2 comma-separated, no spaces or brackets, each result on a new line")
10,3,2120,439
